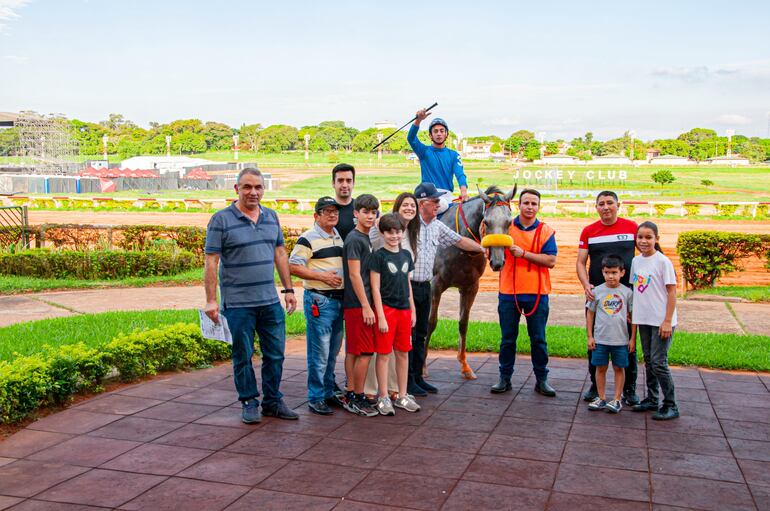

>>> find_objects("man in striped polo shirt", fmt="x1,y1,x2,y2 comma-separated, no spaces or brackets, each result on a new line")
204,168,299,424
289,197,346,415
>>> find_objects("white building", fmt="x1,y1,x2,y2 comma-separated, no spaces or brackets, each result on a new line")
649,155,696,166
586,155,633,165
374,121,397,130
462,140,494,159
539,154,579,165
120,156,219,175
705,155,750,166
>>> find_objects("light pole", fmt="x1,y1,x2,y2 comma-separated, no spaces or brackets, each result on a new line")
165,135,171,157
233,134,239,161
377,132,383,164
304,134,310,164
628,130,636,161
102,134,108,161
726,129,734,158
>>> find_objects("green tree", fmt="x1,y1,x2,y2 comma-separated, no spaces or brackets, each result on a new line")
490,142,502,153
0,127,19,156
677,128,717,146
510,130,534,140
523,139,541,161
239,123,262,151
653,139,691,157
258,124,298,152
309,137,331,151
116,138,143,159
202,122,233,151
545,141,559,155
651,169,676,186
173,132,206,154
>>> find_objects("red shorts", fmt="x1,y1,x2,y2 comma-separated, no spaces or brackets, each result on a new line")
374,305,412,354
344,308,376,355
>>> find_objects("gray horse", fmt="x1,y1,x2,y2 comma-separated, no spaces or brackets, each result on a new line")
427,184,517,379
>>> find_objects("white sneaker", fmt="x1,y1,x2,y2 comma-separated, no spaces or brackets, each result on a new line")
394,394,421,413
376,396,395,416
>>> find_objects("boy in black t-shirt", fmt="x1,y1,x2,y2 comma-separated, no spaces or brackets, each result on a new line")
341,194,380,417
369,213,420,414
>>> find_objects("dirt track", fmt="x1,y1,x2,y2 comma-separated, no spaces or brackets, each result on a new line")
29,211,770,293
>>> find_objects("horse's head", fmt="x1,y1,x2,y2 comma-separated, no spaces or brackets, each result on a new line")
478,184,517,271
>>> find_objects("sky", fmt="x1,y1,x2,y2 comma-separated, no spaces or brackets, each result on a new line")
1,0,769,141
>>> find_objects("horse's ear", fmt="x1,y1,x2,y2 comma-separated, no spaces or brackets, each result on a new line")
504,184,517,202
477,185,491,203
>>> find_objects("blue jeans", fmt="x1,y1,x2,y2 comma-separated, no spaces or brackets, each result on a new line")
223,301,286,406
498,297,550,381
304,290,344,402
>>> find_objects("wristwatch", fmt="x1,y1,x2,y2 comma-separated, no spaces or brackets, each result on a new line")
281,289,295,294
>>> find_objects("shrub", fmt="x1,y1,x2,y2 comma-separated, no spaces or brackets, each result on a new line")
653,203,672,216
0,248,199,279
701,179,715,186
758,204,769,218
677,231,770,289
717,204,739,216
0,324,231,423
625,205,636,216
651,169,675,186
684,204,701,216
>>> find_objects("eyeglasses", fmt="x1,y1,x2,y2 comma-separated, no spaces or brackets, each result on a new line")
319,209,339,216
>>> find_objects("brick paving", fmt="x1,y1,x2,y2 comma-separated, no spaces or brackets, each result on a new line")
1,351,769,510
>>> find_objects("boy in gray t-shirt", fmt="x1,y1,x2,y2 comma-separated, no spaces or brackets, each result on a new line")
585,255,636,413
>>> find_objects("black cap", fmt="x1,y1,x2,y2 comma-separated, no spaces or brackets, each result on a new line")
414,182,442,200
314,196,341,213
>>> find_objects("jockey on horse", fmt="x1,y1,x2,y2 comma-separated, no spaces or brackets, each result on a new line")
407,108,469,215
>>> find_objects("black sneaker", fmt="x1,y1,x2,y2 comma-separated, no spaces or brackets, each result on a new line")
342,391,360,415
582,387,599,402
652,406,680,421
622,392,640,407
262,400,300,420
632,398,659,412
326,393,347,408
534,380,556,397
241,399,261,424
490,378,512,394
407,381,428,397
416,378,438,394
308,400,333,415
355,396,379,418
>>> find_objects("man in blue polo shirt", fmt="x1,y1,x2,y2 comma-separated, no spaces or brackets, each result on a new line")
204,167,299,424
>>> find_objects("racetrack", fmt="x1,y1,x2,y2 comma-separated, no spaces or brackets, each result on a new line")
29,210,770,293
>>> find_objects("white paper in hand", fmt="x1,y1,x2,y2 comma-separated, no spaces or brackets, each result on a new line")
199,310,233,344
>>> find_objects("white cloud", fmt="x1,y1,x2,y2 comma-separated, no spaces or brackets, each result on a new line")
652,66,710,83
0,0,31,32
713,114,752,126
1,54,26,62
484,117,521,127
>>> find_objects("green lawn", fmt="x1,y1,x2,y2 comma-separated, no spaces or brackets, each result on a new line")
690,286,770,303
0,268,204,294
2,310,767,371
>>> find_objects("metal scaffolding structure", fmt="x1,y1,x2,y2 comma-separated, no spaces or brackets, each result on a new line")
16,111,78,174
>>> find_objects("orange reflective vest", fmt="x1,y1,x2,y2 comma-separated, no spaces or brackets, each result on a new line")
499,220,555,296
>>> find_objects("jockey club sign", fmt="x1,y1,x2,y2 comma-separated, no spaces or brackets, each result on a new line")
511,169,628,181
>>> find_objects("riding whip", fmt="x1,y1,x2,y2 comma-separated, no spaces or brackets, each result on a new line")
370,102,438,152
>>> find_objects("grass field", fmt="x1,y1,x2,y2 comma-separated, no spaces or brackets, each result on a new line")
0,268,204,294
2,310,768,371
9,157,770,202
690,285,770,303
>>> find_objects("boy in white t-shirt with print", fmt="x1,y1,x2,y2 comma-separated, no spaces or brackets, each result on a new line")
586,255,636,413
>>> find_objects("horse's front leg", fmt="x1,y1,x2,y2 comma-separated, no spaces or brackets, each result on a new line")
458,281,480,380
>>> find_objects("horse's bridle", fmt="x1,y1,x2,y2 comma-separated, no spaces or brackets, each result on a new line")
455,195,511,244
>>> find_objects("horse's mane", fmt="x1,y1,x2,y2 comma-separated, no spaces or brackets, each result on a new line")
464,185,505,203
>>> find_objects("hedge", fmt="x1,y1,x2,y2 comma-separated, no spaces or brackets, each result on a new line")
29,224,302,257
0,323,231,423
677,231,770,289
0,248,199,279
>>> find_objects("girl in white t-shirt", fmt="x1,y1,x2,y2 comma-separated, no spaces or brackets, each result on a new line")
630,221,679,420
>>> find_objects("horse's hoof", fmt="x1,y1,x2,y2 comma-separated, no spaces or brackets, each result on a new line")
462,370,477,380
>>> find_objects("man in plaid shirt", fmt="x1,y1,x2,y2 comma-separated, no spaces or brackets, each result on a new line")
408,182,484,396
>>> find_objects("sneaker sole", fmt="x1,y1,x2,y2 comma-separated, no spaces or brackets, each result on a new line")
587,407,605,411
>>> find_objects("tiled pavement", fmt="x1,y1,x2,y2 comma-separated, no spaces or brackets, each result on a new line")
1,353,769,510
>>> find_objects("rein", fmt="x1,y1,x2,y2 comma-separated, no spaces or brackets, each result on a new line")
512,222,545,317
454,195,510,244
